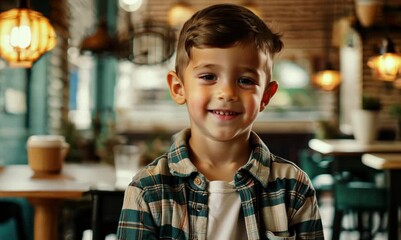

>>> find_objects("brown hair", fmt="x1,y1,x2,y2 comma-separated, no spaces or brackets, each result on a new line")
174,3,283,79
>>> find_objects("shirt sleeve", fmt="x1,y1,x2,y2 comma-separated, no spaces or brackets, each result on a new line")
117,185,158,240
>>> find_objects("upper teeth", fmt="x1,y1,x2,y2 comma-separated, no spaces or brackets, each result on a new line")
214,111,236,115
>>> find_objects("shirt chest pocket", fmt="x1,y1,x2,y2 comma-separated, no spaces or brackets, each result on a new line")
265,231,296,240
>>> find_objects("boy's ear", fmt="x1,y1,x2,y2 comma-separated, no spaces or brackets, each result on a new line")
260,81,278,112
167,71,186,105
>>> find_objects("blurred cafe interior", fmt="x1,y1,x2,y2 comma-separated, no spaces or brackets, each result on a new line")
0,0,401,239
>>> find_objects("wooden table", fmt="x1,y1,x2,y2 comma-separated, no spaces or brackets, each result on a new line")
0,163,117,240
308,139,401,156
309,139,401,239
362,153,401,240
308,139,401,177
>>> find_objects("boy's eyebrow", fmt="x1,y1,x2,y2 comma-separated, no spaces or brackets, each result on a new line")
193,64,260,75
192,63,217,70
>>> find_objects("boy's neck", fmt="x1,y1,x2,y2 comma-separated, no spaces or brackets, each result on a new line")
188,131,251,182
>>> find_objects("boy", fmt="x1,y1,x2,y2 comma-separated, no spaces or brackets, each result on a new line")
117,3,323,240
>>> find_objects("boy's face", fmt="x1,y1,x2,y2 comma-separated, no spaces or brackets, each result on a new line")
167,44,277,141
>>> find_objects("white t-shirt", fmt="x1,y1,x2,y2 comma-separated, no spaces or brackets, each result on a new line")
207,181,248,240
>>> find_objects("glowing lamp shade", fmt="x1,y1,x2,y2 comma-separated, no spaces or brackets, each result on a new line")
368,53,401,82
313,69,341,91
167,2,194,29
0,8,57,67
368,37,401,82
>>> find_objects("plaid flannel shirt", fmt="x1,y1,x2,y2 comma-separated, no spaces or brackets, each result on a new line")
117,129,324,240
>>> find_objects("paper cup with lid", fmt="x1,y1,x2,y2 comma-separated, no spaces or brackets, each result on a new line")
27,135,68,174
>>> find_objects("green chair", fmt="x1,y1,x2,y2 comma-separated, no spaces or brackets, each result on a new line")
298,149,335,201
0,198,33,240
331,179,387,240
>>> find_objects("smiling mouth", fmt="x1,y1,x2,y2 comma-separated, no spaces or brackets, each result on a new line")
210,110,240,116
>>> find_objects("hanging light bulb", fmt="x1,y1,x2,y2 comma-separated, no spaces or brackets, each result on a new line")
313,63,341,91
368,37,401,82
0,0,57,68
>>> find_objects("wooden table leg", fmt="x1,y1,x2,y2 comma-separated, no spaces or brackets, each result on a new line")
29,198,60,240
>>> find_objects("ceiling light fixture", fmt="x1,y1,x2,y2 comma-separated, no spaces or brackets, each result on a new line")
0,0,57,68
80,18,115,54
119,0,144,12
313,63,341,91
368,37,401,82
354,0,382,27
313,0,341,91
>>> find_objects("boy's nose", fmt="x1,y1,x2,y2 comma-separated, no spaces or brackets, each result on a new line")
218,84,238,102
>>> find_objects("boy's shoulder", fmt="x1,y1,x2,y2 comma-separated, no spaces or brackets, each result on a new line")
130,129,197,189
269,154,310,183
131,154,174,187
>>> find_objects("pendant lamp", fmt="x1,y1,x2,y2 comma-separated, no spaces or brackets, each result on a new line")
80,0,116,55
0,0,57,68
354,0,382,27
313,63,341,91
80,18,115,54
313,0,341,91
368,37,401,82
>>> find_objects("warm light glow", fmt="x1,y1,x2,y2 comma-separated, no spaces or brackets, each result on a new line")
243,2,261,17
10,25,31,48
393,77,401,89
0,8,57,67
119,0,143,12
167,2,195,29
368,53,401,81
313,70,341,91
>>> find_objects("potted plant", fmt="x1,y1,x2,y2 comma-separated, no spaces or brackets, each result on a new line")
362,95,382,111
351,95,382,144
389,104,401,141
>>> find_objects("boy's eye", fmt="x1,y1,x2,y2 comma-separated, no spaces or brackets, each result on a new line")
199,74,216,81
238,77,255,85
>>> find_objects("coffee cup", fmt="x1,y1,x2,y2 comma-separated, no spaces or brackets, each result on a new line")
27,135,69,174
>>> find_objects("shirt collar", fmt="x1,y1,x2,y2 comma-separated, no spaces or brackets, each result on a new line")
167,129,198,177
167,129,272,187
241,131,271,188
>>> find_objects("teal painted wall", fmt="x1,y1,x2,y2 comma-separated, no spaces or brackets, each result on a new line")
0,54,49,165
0,67,28,165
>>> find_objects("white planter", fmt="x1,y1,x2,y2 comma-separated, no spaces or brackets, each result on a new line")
351,109,379,144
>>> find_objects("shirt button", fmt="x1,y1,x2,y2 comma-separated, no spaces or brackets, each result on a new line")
196,204,203,212
194,177,202,185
